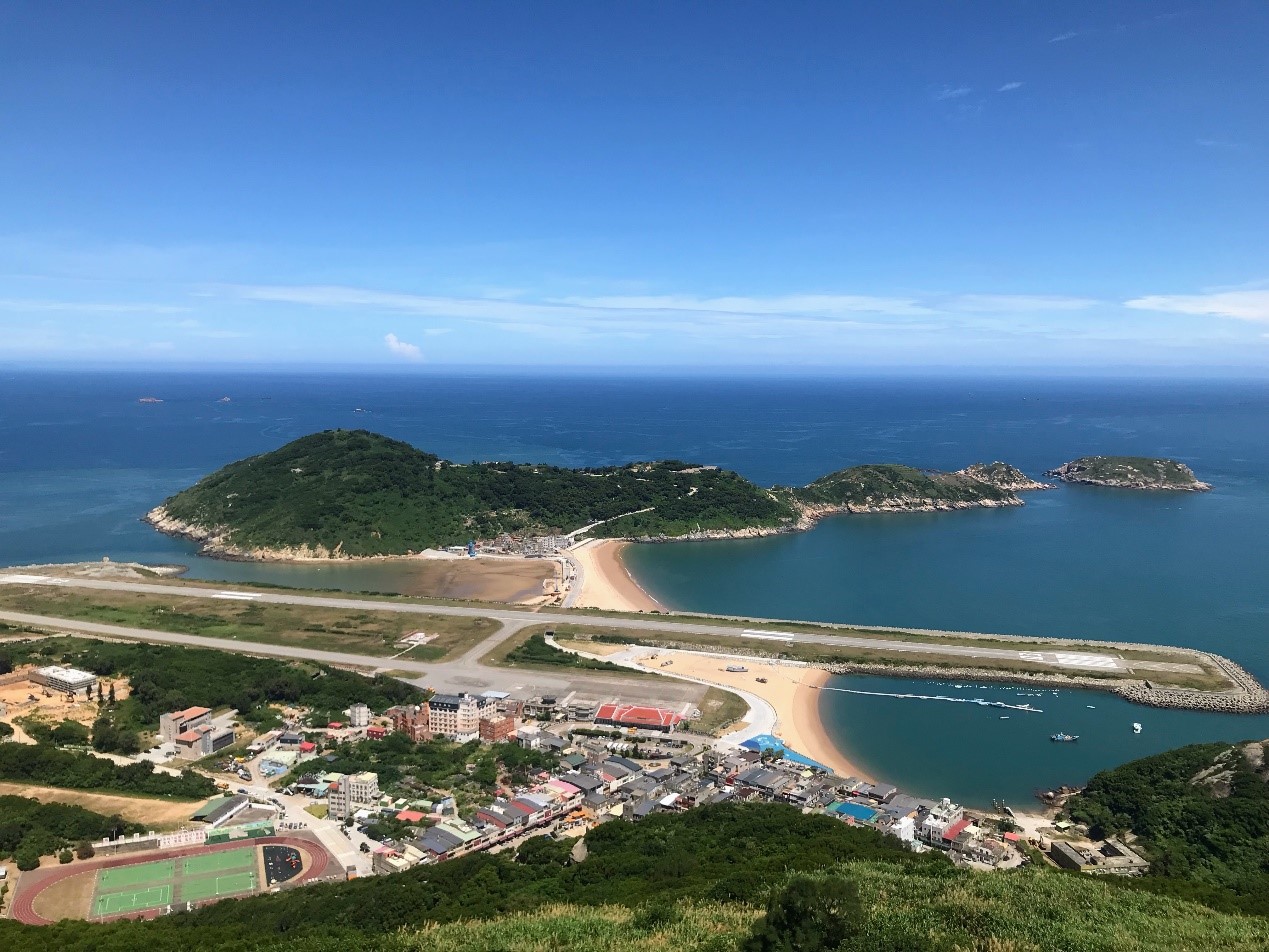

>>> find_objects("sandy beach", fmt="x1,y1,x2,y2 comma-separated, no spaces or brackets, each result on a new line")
569,539,664,612
623,649,870,781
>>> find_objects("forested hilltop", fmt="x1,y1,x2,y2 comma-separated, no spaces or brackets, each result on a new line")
149,430,1043,559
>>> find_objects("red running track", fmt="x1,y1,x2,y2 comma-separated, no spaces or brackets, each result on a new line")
10,834,333,926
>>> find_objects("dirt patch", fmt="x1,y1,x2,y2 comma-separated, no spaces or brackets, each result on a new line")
31,866,98,922
0,781,205,828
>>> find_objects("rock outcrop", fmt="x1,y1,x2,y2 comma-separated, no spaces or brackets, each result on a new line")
957,461,1053,492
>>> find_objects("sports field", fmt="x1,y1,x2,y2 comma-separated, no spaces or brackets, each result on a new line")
90,846,260,918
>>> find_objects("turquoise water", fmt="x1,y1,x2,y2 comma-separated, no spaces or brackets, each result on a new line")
3,370,1268,805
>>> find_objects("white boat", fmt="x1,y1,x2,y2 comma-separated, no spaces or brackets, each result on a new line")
1132,722,1143,734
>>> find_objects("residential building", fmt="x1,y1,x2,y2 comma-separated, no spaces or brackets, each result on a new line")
388,703,432,742
428,693,490,741
329,770,380,820
478,715,517,744
159,705,212,744
349,702,370,728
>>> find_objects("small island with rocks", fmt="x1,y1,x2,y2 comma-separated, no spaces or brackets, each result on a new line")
1046,456,1212,491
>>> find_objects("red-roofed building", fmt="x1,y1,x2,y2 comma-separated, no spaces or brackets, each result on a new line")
396,809,426,824
594,703,685,733
328,721,345,730
942,818,972,844
159,705,213,743
299,740,317,754
366,726,388,740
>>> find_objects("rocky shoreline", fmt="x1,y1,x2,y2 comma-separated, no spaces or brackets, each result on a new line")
146,506,367,562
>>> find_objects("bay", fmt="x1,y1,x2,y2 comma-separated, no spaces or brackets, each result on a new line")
3,369,1267,805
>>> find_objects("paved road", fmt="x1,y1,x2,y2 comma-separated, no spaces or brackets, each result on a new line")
0,573,1202,675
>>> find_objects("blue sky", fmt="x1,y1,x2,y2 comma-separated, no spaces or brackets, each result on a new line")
1,1,1267,371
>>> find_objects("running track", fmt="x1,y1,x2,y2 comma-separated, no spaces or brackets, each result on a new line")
10,835,333,926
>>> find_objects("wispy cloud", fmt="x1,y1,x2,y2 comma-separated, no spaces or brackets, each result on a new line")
1125,290,1269,323
1049,30,1080,43
1195,138,1243,150
997,82,1024,92
946,294,1099,313
0,298,188,314
933,85,972,101
384,332,423,360
555,294,935,318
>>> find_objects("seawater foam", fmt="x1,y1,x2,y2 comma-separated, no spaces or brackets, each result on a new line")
819,685,1043,713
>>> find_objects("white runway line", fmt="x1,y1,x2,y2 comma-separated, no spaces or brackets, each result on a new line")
741,629,795,642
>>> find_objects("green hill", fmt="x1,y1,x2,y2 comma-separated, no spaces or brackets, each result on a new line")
792,463,1021,511
1066,740,1269,915
152,430,798,556
150,431,1044,558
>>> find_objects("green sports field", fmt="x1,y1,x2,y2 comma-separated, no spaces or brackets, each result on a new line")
91,846,260,918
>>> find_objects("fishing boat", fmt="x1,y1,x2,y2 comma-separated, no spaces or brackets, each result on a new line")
1050,732,1079,743
1132,722,1143,734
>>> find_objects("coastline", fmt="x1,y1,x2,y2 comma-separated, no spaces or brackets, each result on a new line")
618,648,870,781
569,539,665,612
789,668,873,781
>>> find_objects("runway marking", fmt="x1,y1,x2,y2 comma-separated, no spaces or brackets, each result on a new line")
213,591,262,600
0,574,65,584
741,629,795,642
1053,653,1120,669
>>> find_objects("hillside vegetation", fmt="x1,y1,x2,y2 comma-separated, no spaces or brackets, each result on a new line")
791,463,1020,511
6,802,1269,950
1047,456,1211,490
155,430,798,555
152,430,1052,557
1067,741,1269,915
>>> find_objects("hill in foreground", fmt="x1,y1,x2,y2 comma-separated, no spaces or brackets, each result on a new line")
149,430,1054,558
5,802,1269,951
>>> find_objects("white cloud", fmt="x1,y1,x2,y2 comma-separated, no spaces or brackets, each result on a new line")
1050,31,1079,42
1125,291,1269,323
1195,138,1242,150
997,82,1024,92
933,85,972,101
384,332,423,360
557,293,935,317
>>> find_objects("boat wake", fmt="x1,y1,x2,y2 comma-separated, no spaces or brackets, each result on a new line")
819,685,1043,713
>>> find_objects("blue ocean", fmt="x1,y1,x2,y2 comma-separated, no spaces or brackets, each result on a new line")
3,369,1268,805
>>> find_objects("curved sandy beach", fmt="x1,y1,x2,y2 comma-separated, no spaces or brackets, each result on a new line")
569,539,664,612
617,648,869,781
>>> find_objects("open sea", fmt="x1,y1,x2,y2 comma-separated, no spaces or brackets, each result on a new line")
3,369,1268,806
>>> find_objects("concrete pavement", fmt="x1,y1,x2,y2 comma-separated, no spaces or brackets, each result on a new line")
0,573,1203,676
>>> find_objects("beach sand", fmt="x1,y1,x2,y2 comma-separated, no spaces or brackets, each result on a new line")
626,650,870,781
570,539,664,612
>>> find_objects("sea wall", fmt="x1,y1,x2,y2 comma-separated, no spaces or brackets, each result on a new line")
595,635,1269,714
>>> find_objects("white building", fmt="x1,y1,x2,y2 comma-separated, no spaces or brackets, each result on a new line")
159,705,212,744
428,693,491,741
31,665,98,696
328,770,380,820
349,702,370,729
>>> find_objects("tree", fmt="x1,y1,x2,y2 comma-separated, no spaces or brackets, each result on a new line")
50,720,91,747
96,682,104,704
14,846,40,871
76,840,95,860
0,652,11,676
107,683,116,705
742,876,864,952
58,849,73,864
